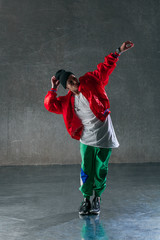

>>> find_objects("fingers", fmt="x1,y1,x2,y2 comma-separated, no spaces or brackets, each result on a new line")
51,76,56,81
120,40,134,53
125,41,134,48
51,75,60,88
51,76,57,83
126,43,132,48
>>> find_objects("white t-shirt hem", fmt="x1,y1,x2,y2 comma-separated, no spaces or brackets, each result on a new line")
80,139,120,149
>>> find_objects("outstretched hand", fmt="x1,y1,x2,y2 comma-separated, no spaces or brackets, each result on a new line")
51,76,60,89
120,41,134,53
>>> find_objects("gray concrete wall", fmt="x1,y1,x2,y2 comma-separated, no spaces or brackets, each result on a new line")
0,0,159,165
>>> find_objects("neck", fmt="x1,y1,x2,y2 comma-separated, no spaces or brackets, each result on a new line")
73,90,80,96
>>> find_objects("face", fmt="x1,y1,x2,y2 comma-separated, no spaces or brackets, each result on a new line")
66,74,79,92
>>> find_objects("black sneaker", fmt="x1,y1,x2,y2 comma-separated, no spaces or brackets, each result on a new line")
79,198,91,215
90,197,100,215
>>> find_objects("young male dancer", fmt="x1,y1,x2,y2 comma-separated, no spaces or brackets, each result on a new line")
44,40,134,215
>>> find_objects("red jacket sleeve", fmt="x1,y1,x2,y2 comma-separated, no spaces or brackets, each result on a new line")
44,89,63,114
89,52,120,86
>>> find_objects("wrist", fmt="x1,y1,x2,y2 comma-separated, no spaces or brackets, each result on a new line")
51,87,57,92
115,47,122,54
112,50,120,58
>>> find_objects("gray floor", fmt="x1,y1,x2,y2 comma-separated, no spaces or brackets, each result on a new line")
0,163,160,240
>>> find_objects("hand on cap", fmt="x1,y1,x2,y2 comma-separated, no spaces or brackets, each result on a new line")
51,76,60,89
120,41,134,53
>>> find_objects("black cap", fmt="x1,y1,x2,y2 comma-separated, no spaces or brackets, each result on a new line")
55,69,73,89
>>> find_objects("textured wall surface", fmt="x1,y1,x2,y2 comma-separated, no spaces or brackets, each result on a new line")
0,0,159,165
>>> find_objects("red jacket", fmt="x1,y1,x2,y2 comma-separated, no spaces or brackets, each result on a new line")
44,52,120,140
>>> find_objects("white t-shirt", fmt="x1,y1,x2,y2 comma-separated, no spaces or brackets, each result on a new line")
74,93,119,148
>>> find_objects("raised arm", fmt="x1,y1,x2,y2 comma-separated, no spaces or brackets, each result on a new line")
88,40,134,86
44,76,63,114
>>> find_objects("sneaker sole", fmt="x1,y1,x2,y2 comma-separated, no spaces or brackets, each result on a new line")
90,210,100,215
79,211,90,215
